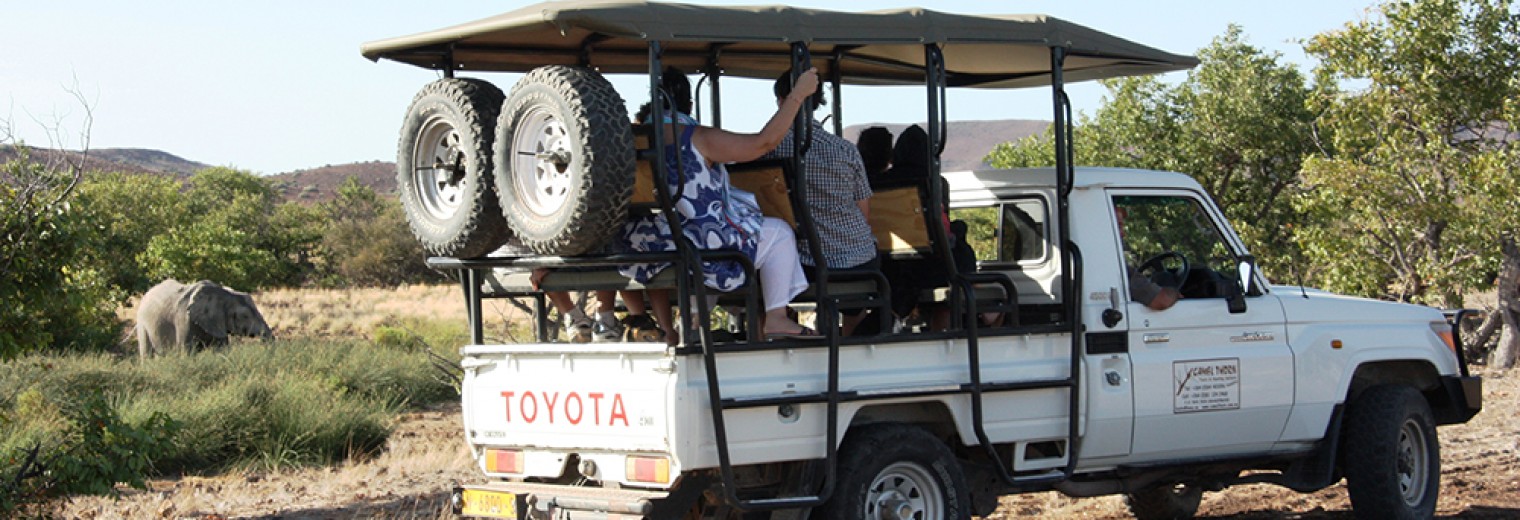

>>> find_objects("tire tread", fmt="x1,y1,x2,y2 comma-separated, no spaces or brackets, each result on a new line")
396,77,510,258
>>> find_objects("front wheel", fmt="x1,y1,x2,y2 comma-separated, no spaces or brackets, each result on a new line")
817,425,970,520
1342,385,1440,520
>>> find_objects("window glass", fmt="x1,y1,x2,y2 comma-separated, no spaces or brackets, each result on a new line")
1113,195,1236,295
952,198,1047,264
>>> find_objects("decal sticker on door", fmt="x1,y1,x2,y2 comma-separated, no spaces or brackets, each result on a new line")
1173,358,1240,413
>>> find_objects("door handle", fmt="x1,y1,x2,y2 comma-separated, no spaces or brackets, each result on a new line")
1142,333,1170,344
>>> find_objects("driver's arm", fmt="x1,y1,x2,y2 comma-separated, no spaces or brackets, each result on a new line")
1147,287,1181,310
1127,264,1180,311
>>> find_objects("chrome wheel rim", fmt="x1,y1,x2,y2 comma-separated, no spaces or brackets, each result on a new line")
511,107,574,217
1397,417,1431,507
412,116,468,221
866,462,944,520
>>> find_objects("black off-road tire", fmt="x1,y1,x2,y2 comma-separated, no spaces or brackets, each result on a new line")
816,424,971,520
1342,384,1440,520
494,65,634,256
396,77,510,258
1126,483,1202,520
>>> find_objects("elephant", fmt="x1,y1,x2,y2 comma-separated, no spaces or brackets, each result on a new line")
136,279,273,358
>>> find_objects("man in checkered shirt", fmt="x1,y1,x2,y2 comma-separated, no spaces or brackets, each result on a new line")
764,71,879,334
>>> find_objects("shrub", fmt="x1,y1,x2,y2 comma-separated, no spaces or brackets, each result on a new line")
0,338,457,509
0,148,123,358
0,361,178,514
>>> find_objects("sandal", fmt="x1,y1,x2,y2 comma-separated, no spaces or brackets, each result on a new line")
765,326,819,341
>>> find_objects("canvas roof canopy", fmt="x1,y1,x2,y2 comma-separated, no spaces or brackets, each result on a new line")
361,0,1197,88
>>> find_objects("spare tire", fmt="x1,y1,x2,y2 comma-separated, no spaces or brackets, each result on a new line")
396,77,510,258
494,66,634,256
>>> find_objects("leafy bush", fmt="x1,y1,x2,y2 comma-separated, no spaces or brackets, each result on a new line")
0,360,178,515
72,171,189,301
317,176,438,287
0,339,456,509
0,148,123,358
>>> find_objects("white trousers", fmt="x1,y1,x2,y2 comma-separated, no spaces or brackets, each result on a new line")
754,217,809,311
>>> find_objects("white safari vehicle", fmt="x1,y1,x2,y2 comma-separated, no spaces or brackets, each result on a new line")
362,2,1482,519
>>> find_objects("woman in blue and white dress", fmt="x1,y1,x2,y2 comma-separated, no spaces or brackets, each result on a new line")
620,67,819,338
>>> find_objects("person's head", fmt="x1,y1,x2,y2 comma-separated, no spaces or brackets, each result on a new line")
892,124,930,171
657,66,693,116
634,102,652,124
857,126,893,175
773,69,825,112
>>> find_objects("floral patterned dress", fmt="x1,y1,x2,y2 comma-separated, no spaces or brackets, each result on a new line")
619,118,763,292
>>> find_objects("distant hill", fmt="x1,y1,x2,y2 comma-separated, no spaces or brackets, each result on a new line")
843,119,1049,172
267,161,396,203
0,146,209,178
92,148,212,176
4,118,1046,204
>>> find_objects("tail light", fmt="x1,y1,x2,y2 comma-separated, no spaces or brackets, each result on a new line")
484,448,524,474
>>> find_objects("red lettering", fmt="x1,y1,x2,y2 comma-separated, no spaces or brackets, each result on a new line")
543,392,560,423
521,391,539,423
565,392,583,425
609,394,629,426
588,393,605,425
500,390,629,427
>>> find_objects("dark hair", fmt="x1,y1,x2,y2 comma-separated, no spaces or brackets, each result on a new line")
659,67,693,115
857,126,893,176
892,124,930,172
773,69,825,111
634,102,652,124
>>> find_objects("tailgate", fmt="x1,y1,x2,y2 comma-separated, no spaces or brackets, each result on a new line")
460,342,677,479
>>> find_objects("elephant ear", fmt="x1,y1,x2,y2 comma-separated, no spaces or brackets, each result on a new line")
187,282,228,338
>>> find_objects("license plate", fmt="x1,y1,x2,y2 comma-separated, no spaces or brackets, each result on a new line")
461,488,517,518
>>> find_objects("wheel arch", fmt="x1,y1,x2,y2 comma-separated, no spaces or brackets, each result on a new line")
845,400,961,446
1343,360,1470,421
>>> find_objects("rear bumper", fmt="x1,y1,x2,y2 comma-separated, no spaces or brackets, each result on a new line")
454,482,667,520
1434,375,1482,425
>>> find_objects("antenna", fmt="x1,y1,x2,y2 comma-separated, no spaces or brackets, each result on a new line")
1295,262,1309,299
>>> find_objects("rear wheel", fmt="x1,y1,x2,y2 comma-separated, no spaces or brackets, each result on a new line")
396,78,510,258
817,425,970,520
495,65,634,256
1342,384,1440,520
1125,483,1201,520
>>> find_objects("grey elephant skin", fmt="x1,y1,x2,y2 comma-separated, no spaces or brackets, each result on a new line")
135,279,273,358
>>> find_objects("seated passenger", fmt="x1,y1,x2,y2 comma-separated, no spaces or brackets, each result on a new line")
857,126,893,180
878,125,986,330
763,70,879,336
619,67,819,339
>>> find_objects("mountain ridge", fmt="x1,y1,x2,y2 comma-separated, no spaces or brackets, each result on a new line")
4,119,1048,203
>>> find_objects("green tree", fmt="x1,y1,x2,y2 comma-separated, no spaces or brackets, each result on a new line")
0,148,120,358
316,176,434,287
1298,0,1520,308
987,26,1315,277
71,171,188,301
138,167,316,290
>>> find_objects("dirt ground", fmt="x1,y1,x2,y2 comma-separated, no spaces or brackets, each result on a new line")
56,370,1519,519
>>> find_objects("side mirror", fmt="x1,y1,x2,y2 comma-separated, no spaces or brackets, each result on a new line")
1228,257,1255,314
1236,255,1257,295
1102,287,1123,328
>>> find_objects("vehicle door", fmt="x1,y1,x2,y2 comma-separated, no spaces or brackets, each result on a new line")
955,194,1134,460
1111,192,1293,460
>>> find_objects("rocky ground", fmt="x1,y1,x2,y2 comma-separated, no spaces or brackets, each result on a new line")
56,370,1519,519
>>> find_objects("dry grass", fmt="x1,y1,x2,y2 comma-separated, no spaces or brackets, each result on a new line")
253,284,534,343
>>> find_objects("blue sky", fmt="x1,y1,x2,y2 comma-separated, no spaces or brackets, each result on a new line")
0,1,1370,174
